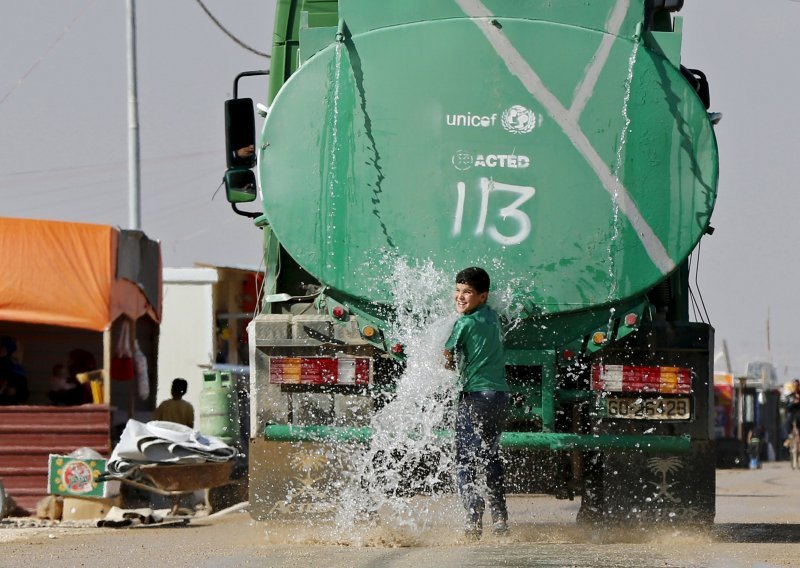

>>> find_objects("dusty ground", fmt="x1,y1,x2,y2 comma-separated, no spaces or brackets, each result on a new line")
1,463,799,567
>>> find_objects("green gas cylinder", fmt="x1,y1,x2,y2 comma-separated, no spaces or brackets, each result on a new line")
198,370,240,446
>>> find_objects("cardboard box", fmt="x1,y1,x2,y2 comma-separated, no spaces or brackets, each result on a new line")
61,496,120,521
48,455,109,498
35,495,63,520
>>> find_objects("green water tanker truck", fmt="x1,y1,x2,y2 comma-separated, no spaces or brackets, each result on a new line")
222,0,719,523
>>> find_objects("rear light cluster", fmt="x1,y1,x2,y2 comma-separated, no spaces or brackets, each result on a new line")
269,356,370,386
591,364,691,394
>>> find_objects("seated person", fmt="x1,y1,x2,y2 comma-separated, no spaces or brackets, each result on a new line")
0,373,28,405
154,378,194,428
0,336,28,405
48,363,86,406
63,348,96,405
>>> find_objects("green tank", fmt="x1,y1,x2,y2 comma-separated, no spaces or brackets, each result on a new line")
223,0,719,524
257,0,715,325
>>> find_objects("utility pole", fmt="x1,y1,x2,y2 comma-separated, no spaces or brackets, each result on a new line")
126,0,141,230
766,305,772,362
722,339,732,375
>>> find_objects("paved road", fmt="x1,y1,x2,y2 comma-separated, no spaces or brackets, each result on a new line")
2,463,799,567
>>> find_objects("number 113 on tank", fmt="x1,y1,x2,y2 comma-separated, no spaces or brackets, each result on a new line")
452,177,536,246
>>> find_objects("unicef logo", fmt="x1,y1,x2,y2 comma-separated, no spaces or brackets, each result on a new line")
501,105,537,134
452,150,474,171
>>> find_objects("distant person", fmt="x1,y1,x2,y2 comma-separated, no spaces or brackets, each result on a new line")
784,379,800,435
0,336,29,405
748,425,764,470
154,378,194,428
442,267,509,539
48,363,85,406
783,423,800,470
64,348,96,405
234,144,254,161
50,363,70,391
215,327,229,364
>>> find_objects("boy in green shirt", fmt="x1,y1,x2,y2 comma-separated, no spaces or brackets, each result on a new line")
444,267,509,539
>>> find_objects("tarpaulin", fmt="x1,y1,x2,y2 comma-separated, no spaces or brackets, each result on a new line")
107,420,236,476
0,218,161,331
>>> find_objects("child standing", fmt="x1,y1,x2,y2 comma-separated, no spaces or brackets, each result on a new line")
154,378,195,428
443,267,509,539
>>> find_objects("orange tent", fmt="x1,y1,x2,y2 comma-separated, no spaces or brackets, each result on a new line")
0,218,161,330
0,218,162,517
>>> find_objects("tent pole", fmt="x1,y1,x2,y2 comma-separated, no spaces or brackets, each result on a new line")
128,318,137,420
103,328,111,404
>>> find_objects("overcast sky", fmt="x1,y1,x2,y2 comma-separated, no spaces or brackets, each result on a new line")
2,1,799,379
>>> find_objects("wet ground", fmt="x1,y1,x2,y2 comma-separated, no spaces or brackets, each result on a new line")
2,463,799,567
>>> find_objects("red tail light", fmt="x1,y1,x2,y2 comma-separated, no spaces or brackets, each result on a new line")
269,356,371,386
591,364,692,394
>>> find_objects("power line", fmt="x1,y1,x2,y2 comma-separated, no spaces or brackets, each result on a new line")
0,150,220,179
0,0,96,108
693,240,712,324
193,0,271,59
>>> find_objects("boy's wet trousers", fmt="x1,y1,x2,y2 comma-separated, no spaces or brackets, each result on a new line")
455,390,509,522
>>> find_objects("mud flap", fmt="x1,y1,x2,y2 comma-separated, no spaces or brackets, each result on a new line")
249,438,360,520
249,437,455,519
578,440,715,525
502,449,575,498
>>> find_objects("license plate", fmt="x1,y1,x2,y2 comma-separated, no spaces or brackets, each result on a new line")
606,397,691,420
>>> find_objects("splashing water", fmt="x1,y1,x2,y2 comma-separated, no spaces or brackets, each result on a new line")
332,260,464,542
605,37,640,335
324,42,344,273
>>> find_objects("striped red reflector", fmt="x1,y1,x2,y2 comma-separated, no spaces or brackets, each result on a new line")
269,356,371,386
591,364,692,394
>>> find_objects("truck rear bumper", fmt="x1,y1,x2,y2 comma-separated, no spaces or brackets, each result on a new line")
263,424,691,453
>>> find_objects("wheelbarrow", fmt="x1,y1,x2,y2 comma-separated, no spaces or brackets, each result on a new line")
101,461,234,515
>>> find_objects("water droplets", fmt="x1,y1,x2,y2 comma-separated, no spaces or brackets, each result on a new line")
606,37,640,308
333,260,461,539
324,43,346,275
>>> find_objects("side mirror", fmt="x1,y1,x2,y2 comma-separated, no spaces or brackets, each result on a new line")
225,98,256,169
224,168,257,203
650,0,683,10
